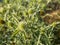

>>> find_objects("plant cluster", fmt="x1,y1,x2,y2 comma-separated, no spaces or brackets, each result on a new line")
0,0,60,45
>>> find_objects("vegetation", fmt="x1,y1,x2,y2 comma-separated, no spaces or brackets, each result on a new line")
0,0,60,45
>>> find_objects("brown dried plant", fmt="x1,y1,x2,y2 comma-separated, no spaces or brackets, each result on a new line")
42,9,60,24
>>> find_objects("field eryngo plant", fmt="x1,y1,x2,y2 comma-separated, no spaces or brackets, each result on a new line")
0,0,60,45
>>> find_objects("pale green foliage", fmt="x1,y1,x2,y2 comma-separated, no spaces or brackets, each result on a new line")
0,0,60,45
